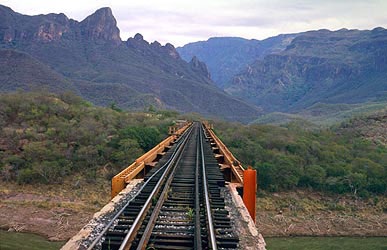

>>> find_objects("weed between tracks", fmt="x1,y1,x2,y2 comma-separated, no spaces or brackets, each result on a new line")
186,207,194,221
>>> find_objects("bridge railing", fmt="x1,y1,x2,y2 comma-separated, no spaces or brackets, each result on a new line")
111,122,192,198
203,121,257,222
203,122,245,184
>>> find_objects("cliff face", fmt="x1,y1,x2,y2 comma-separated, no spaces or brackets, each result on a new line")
189,56,211,80
177,34,298,88
80,7,120,43
0,5,120,43
226,28,387,112
0,4,260,122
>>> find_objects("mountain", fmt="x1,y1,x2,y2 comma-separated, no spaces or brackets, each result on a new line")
0,5,260,122
0,49,77,93
226,28,387,112
177,34,297,88
252,102,387,127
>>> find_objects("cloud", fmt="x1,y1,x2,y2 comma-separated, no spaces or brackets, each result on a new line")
2,0,386,46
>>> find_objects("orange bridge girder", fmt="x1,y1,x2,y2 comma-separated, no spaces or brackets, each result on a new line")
111,122,192,198
203,121,257,222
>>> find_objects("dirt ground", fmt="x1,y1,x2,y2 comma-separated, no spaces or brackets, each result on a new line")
255,190,387,237
1,182,386,243
0,179,110,241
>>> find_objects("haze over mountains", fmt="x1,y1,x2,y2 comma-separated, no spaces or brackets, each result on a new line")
0,5,260,122
1,4,386,123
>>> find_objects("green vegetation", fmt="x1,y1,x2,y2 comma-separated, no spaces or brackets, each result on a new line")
186,207,194,221
214,112,387,196
0,5,261,122
265,237,387,250
252,102,387,127
0,231,64,250
0,92,179,184
1,91,385,198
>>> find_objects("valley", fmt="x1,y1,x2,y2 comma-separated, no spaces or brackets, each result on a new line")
0,2,386,250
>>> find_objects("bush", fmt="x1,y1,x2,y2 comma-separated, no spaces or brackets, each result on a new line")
17,168,39,184
214,120,387,196
300,165,326,188
0,92,177,185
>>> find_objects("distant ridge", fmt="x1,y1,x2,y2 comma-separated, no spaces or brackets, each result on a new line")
178,28,387,114
177,34,298,88
0,4,261,122
227,28,387,112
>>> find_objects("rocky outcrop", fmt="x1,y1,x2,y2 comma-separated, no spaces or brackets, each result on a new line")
0,5,121,43
0,5,74,42
0,4,261,122
126,33,149,50
177,34,298,88
226,28,387,112
126,34,180,60
164,43,180,59
189,56,211,80
80,7,120,43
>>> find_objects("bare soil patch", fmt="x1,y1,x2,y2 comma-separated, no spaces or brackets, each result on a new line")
1,182,386,243
0,179,110,241
255,190,387,237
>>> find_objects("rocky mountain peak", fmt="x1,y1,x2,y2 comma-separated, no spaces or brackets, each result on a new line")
80,7,121,43
46,13,69,25
163,43,180,59
189,56,211,80
134,33,144,41
151,41,162,49
0,4,13,13
0,5,73,43
126,33,150,50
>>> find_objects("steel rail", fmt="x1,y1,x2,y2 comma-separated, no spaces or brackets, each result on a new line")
134,125,191,249
200,124,218,250
194,127,202,249
118,124,195,250
87,124,193,250
136,123,202,249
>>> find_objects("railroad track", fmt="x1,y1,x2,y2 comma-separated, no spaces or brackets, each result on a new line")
88,122,238,250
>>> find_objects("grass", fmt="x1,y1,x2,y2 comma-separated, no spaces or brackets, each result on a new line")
265,237,387,250
186,207,194,221
0,230,65,250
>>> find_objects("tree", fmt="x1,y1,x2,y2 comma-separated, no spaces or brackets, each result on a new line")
301,164,326,188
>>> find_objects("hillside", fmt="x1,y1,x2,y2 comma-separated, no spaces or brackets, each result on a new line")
177,34,297,88
0,92,385,243
0,5,260,122
0,49,77,93
213,113,386,196
226,28,387,112
336,110,387,146
0,91,180,240
252,102,387,127
0,92,178,184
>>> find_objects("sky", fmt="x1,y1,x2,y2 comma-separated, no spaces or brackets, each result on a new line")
2,0,387,46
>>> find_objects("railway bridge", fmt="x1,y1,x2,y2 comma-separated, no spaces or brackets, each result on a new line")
62,121,266,250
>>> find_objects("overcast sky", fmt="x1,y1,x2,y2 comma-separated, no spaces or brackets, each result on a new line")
2,0,387,46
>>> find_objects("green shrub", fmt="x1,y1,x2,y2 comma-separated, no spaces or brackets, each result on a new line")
215,119,386,196
0,92,177,185
17,168,39,184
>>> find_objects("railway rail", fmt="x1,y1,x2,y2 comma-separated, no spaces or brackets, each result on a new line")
87,122,239,250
